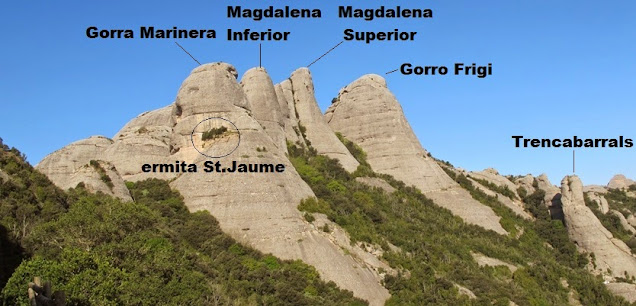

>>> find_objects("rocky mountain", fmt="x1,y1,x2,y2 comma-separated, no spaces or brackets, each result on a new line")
325,74,506,234
30,62,636,304
36,63,389,305
609,174,636,190
560,176,636,278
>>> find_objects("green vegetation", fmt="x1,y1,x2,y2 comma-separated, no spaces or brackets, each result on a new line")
335,132,373,177
89,160,114,190
605,188,636,214
201,126,228,141
0,140,68,290
289,137,628,305
1,134,633,305
0,141,365,305
136,126,149,134
584,193,636,254
469,176,518,200
304,212,315,223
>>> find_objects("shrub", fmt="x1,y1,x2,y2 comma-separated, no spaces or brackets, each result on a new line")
201,126,228,141
304,212,315,223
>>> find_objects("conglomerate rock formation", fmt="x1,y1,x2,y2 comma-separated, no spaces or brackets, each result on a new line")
36,63,390,305
34,62,636,304
560,175,636,278
608,174,636,190
36,136,132,201
288,68,360,172
325,74,507,234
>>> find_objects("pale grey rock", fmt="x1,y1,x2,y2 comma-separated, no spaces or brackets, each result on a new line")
289,68,359,172
608,174,636,190
108,105,175,181
628,214,636,228
35,63,391,305
587,192,610,214
516,174,536,195
312,214,396,279
454,283,476,299
537,174,561,207
240,67,286,151
560,175,636,278
467,176,532,220
36,136,133,201
274,82,304,146
37,136,113,179
609,210,636,235
326,74,506,235
469,168,519,196
605,282,636,303
37,138,132,201
471,252,518,272
170,63,255,163
67,161,132,201
355,177,396,193
583,185,608,194
169,64,389,305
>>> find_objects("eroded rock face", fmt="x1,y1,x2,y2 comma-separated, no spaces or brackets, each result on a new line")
289,68,360,172
108,105,175,181
35,63,391,305
326,74,506,235
169,64,389,305
470,252,518,272
274,81,305,146
515,175,536,195
355,177,396,193
36,136,132,201
537,174,561,207
608,174,636,190
466,175,532,220
469,168,518,195
170,63,254,163
67,161,132,202
560,175,636,278
609,210,636,235
583,185,607,194
587,192,610,214
605,282,636,303
240,67,286,151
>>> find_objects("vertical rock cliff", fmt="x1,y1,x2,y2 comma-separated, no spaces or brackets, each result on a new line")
240,67,287,151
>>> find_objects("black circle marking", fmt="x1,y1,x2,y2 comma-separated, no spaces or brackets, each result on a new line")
191,117,241,158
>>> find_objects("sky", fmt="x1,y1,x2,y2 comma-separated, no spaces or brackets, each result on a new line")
1,0,635,186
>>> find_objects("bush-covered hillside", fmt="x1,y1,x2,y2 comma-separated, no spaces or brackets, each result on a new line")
289,137,631,305
0,139,365,305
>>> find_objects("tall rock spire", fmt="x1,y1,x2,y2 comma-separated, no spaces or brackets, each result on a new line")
240,67,286,151
288,68,360,172
560,175,636,278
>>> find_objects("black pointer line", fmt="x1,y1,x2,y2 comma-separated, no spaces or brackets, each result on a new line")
307,41,344,68
175,42,201,65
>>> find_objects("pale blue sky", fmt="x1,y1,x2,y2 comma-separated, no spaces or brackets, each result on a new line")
1,1,634,186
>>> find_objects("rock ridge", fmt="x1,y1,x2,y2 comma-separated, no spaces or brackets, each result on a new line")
326,74,507,235
560,175,636,278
